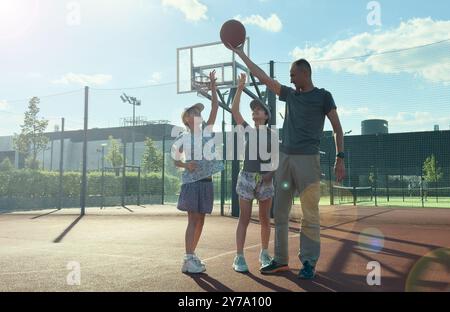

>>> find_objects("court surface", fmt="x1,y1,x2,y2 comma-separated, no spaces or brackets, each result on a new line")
0,205,449,292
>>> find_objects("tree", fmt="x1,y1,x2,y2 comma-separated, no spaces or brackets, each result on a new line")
105,136,123,176
423,154,443,184
0,157,14,172
141,137,163,173
13,97,49,169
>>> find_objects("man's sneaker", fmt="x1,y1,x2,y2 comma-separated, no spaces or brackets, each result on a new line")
298,261,316,280
259,250,273,268
232,255,249,273
259,260,289,274
182,256,206,274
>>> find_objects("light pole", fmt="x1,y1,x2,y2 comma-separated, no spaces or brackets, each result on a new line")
50,125,59,171
120,93,141,168
96,148,102,171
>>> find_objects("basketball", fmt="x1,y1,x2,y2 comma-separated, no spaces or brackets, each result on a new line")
220,19,246,49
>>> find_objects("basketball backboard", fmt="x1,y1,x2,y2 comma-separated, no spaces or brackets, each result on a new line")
177,38,251,94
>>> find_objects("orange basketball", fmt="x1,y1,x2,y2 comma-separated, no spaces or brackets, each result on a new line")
220,19,246,49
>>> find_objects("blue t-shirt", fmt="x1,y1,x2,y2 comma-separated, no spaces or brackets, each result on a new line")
279,86,336,155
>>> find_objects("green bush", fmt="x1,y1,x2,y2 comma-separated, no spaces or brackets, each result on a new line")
0,170,180,198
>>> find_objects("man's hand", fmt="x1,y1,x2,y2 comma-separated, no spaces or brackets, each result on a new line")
186,161,198,173
225,42,245,55
225,41,281,96
334,158,346,183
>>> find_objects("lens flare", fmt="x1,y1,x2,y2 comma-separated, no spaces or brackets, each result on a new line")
357,228,384,253
406,248,450,292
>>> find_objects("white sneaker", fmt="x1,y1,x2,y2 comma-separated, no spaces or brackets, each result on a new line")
232,255,249,273
182,256,206,274
259,250,273,268
193,254,206,267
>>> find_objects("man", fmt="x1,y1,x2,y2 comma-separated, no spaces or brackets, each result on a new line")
230,44,346,279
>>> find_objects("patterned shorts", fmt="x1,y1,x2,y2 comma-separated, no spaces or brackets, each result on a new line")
236,171,274,202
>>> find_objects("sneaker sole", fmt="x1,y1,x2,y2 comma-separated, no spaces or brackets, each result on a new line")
260,266,290,274
298,273,315,280
182,267,206,274
182,269,206,274
232,265,249,273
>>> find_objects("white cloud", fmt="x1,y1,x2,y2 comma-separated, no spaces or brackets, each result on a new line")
147,72,162,84
290,18,450,84
235,14,282,33
338,106,371,117
52,73,112,86
368,111,450,128
0,100,8,110
161,0,207,21
421,62,450,86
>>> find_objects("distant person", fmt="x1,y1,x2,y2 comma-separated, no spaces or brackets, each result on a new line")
229,44,346,279
408,182,412,197
172,71,224,274
421,178,428,201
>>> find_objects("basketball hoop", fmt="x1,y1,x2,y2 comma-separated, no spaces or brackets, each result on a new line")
191,76,211,97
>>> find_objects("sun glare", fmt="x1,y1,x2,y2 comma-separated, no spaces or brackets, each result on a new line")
0,0,40,39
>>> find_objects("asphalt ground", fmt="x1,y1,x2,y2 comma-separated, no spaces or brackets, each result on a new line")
0,205,449,292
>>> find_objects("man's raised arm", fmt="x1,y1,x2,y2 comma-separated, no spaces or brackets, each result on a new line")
229,44,281,96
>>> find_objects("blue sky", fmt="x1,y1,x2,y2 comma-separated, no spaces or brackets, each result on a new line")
1,0,450,136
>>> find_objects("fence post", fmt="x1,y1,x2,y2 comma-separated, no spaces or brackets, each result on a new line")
401,168,405,202
328,151,334,205
221,109,225,216
137,166,141,206
420,171,425,208
269,60,276,219
122,143,126,207
58,118,65,209
386,174,390,202
101,163,105,209
374,168,378,207
434,156,438,204
162,134,166,205
80,86,89,216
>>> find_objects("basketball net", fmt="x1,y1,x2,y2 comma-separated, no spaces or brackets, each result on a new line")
191,76,211,98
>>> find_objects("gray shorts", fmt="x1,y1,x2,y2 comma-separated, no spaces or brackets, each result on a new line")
177,180,214,214
236,171,274,202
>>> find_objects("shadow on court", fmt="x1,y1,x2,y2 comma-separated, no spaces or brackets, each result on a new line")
187,274,234,292
53,215,84,243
